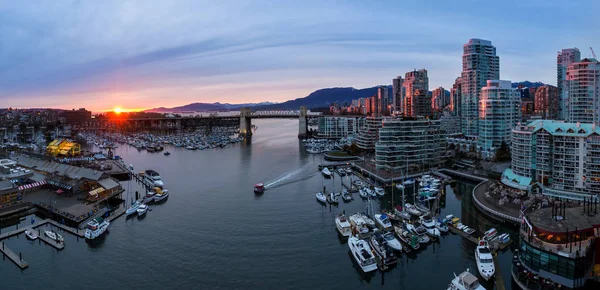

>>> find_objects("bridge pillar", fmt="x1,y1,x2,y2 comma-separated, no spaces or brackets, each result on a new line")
240,108,252,137
298,106,308,138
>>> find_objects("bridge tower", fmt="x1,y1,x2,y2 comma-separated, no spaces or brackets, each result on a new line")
240,107,252,137
298,106,308,138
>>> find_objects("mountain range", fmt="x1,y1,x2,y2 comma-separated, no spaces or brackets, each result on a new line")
146,102,278,113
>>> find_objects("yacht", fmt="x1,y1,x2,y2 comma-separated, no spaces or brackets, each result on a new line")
126,201,141,216
404,221,430,244
137,203,149,216
321,167,332,178
475,240,495,281
373,187,385,196
153,189,169,202
254,183,265,194
404,203,422,216
315,192,327,204
394,226,420,251
25,230,38,240
45,230,64,243
382,232,402,252
419,215,441,237
447,269,486,290
374,213,392,230
348,213,370,237
143,170,164,188
359,213,376,228
348,236,378,273
369,232,397,266
335,213,352,237
341,191,352,202
84,217,110,240
435,220,449,233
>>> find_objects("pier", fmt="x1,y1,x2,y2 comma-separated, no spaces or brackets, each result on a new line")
35,229,65,250
494,256,506,290
0,241,28,269
447,224,512,252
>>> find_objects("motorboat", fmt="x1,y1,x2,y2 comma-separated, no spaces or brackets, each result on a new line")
403,178,415,185
341,191,352,202
374,213,392,230
143,169,164,188
345,167,353,175
415,203,431,215
369,232,397,266
359,213,376,228
321,167,332,178
420,215,441,237
143,190,156,203
327,192,339,204
404,203,422,216
315,192,327,204
447,269,486,290
395,183,404,190
163,151,171,156
25,230,38,240
394,226,420,251
456,223,466,230
382,232,403,252
335,213,352,237
254,183,265,194
435,220,449,233
373,187,385,196
44,230,63,243
463,226,476,236
84,217,110,240
497,233,510,244
353,180,363,187
336,168,346,176
404,221,430,244
126,201,141,216
137,203,149,216
153,189,169,202
475,240,495,281
393,206,412,220
348,236,378,273
348,213,370,237
358,188,368,198
483,228,498,241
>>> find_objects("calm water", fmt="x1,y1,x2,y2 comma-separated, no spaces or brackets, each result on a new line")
0,119,519,289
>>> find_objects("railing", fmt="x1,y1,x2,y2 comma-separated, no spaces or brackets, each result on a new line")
472,181,521,223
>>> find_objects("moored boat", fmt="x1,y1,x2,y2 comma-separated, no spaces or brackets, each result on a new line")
126,201,141,216
369,232,397,266
382,232,402,252
447,269,486,290
394,226,420,251
404,221,430,244
25,230,38,240
374,213,392,230
315,192,327,204
84,217,110,240
373,187,385,196
137,203,149,216
321,167,332,178
327,192,339,204
475,240,495,281
348,236,378,273
335,213,352,237
153,189,169,202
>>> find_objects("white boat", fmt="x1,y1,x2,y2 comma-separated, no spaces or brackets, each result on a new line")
435,220,449,233
335,213,352,237
348,213,370,236
404,221,430,244
403,178,415,185
153,189,169,202
447,269,486,290
395,183,404,190
25,230,38,240
348,236,378,273
341,191,352,202
373,187,385,196
321,167,332,178
84,218,110,240
316,192,327,203
483,228,498,241
497,233,511,244
137,204,149,216
369,232,397,266
463,226,476,235
475,240,495,281
419,215,441,237
328,192,339,204
359,213,376,228
45,230,58,241
358,188,368,198
143,170,164,188
367,188,377,197
404,203,422,216
126,201,141,216
374,213,392,230
143,190,156,203
394,226,420,251
382,232,403,252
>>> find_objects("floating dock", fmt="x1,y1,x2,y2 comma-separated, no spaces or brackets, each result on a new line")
0,241,28,269
35,229,65,250
447,225,512,252
48,220,85,238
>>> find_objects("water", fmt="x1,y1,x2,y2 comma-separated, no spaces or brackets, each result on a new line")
0,119,519,289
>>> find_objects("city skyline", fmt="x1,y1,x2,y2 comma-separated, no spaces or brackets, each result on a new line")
1,0,599,112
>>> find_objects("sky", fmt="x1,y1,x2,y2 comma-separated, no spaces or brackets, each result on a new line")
1,0,599,112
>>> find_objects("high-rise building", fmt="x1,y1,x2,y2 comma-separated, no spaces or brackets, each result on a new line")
377,86,389,116
534,85,559,119
557,48,581,120
478,80,521,158
392,76,404,115
506,120,600,200
318,117,365,138
566,58,600,124
375,117,444,172
403,69,430,117
460,39,500,137
356,117,384,151
450,77,462,117
431,87,449,111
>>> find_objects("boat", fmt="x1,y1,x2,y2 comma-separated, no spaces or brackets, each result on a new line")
367,188,377,197
419,215,441,237
382,232,402,252
447,269,486,290
341,190,352,202
143,170,164,188
463,226,476,236
404,221,430,244
143,190,156,203
475,240,495,281
353,180,362,187
393,206,412,220
348,213,371,237
358,188,368,198
403,178,415,185
336,168,346,176
321,167,332,178
335,213,352,237
348,236,378,273
25,230,38,240
126,201,141,216
163,151,171,156
435,220,449,233
373,187,385,196
44,230,57,241
56,232,64,243
497,233,510,244
394,226,420,251
374,213,392,230
395,183,404,190
483,228,498,241
254,183,265,194
369,232,397,266
359,213,376,228
153,189,169,202
84,217,110,240
316,192,327,204
137,203,149,216
327,192,339,204
404,203,422,216
344,167,353,175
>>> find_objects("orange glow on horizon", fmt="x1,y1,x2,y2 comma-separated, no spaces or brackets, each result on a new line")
105,107,146,114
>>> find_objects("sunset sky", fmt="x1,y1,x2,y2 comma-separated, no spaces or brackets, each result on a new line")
1,0,599,112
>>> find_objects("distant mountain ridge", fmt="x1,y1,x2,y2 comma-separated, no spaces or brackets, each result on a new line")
145,101,277,112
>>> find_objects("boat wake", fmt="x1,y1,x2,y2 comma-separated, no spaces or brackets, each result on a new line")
264,163,313,189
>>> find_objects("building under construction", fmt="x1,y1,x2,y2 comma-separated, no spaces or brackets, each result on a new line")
45,139,81,157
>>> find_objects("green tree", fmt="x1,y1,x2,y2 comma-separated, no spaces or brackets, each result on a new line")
495,140,511,161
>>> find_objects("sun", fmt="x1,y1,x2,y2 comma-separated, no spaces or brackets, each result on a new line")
114,107,122,114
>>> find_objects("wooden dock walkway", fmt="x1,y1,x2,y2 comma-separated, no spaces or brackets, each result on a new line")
35,229,64,250
493,255,506,290
448,225,512,252
48,220,85,238
0,220,50,241
0,241,28,269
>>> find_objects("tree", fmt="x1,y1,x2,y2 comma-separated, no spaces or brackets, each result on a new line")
494,140,511,161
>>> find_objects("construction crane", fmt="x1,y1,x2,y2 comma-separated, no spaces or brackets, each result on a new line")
591,47,597,59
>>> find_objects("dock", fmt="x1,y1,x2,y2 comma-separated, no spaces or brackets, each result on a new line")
448,225,512,252
0,241,28,269
35,229,65,250
0,220,50,240
48,220,85,238
493,255,506,290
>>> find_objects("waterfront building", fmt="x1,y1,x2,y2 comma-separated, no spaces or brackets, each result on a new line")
317,117,365,138
566,58,600,124
535,85,560,120
515,206,600,289
461,38,500,137
392,76,404,115
431,87,449,111
478,80,521,158
506,120,600,201
439,110,461,135
557,48,581,120
356,117,384,151
403,69,431,117
375,117,444,172
450,77,462,117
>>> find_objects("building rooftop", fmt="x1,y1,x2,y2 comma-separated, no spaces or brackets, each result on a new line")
528,207,600,234
501,168,532,190
15,155,105,181
522,120,600,137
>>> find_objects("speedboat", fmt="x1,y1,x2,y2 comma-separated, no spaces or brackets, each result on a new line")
359,213,376,228
369,232,397,266
395,183,404,190
345,167,353,175
463,226,476,236
404,221,430,244
373,187,385,196
358,188,368,198
394,226,420,251
254,183,265,194
335,213,352,237
435,220,449,233
419,215,441,237
153,189,169,202
393,206,412,220
382,232,402,252
367,188,377,197
483,228,498,241
475,240,495,281
315,192,327,204
341,190,352,202
137,204,149,216
374,213,392,230
84,217,110,240
25,230,38,240
403,178,415,185
321,167,332,178
353,180,363,187
45,230,58,241
126,201,141,216
348,236,378,273
328,192,339,204
404,203,422,216
447,269,486,290
497,233,511,244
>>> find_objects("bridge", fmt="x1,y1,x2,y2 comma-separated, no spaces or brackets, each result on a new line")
83,107,323,138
